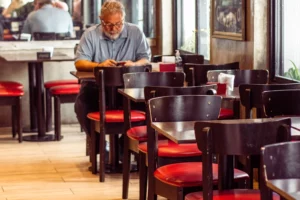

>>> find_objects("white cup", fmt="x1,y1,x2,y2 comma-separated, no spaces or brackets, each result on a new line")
42,46,54,57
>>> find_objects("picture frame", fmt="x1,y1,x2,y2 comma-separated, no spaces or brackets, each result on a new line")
211,0,246,41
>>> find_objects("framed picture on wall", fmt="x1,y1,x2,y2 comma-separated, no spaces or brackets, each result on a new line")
211,0,246,40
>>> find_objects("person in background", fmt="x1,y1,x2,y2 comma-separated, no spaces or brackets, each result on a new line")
72,0,81,22
14,1,35,20
1,0,32,18
74,0,150,140
52,0,68,11
22,0,73,36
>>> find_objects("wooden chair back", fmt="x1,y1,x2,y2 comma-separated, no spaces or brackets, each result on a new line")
33,32,56,40
147,91,221,122
94,65,151,109
194,118,291,199
151,54,204,64
262,89,300,117
144,84,217,102
123,72,185,88
184,62,239,86
239,83,300,118
261,141,300,199
207,69,269,87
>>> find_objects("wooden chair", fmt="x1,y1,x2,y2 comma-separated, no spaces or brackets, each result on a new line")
184,62,239,86
124,84,218,199
44,80,79,132
240,83,300,119
152,54,204,64
185,117,291,200
87,65,151,182
261,141,300,200
262,89,300,117
206,69,269,87
122,72,186,199
146,95,249,200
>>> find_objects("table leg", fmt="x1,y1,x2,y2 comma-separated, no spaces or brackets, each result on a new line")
23,62,38,132
23,62,56,141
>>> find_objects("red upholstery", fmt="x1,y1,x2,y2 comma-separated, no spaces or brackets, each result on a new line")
185,190,280,200
0,88,24,96
154,162,249,187
87,110,145,123
138,141,202,157
219,108,234,119
3,34,14,40
127,125,148,141
50,84,81,95
0,81,23,89
127,125,167,142
44,79,78,88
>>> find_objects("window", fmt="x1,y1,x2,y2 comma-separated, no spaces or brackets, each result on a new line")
271,0,300,82
175,0,210,60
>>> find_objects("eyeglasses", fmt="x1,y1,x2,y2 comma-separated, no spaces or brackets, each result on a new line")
101,20,124,29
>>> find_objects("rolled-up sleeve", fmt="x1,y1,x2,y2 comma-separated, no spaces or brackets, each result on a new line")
75,31,94,62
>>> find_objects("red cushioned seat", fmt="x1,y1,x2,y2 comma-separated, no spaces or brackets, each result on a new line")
0,88,24,96
0,81,23,89
127,125,148,141
219,108,234,119
185,190,280,200
138,141,202,157
49,84,81,95
87,110,145,123
154,162,249,187
44,79,78,88
127,125,166,142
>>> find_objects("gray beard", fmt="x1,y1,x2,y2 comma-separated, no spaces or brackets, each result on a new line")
104,32,120,40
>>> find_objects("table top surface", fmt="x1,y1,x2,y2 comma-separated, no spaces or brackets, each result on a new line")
70,71,95,81
268,179,300,200
151,117,300,144
0,50,74,62
118,88,145,102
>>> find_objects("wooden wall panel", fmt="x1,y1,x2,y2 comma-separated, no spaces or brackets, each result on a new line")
210,0,255,70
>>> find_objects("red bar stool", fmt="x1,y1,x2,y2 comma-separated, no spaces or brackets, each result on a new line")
0,81,24,90
44,79,78,132
0,87,24,142
49,84,81,141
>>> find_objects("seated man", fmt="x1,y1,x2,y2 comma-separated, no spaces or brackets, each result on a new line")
22,0,73,37
74,0,151,140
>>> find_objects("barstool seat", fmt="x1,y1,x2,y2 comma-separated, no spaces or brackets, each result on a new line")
50,84,81,95
0,81,24,89
0,88,24,96
44,79,78,88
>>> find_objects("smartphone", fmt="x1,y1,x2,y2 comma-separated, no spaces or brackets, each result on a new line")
117,61,126,66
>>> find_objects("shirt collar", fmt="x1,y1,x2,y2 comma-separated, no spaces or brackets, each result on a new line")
98,22,128,40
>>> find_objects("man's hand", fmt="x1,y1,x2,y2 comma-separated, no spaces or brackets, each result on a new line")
100,59,117,67
124,61,136,67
